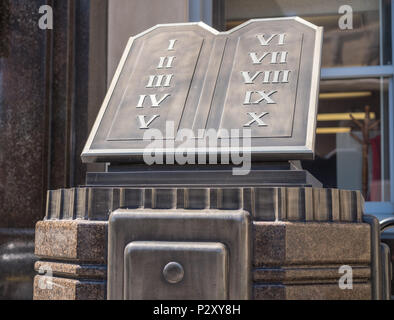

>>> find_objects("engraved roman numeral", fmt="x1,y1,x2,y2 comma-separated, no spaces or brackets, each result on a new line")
249,52,288,64
270,51,288,64
249,52,270,64
241,71,261,84
244,112,269,127
256,33,286,46
168,39,177,51
272,70,290,83
243,91,277,105
157,56,175,69
146,74,173,88
241,71,290,84
136,94,171,108
138,114,159,129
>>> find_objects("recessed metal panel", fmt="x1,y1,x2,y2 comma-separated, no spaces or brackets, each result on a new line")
124,241,228,300
107,209,251,300
82,18,322,163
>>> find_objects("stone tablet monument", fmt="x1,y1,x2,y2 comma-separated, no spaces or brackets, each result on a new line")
81,18,320,163
33,18,391,300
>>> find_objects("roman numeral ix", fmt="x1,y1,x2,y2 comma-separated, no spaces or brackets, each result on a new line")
243,90,277,105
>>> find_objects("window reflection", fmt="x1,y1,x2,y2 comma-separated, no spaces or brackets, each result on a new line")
224,0,392,67
302,78,390,201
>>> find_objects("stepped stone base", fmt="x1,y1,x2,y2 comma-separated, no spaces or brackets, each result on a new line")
33,187,379,300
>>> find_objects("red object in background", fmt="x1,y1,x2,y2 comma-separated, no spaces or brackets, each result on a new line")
369,135,381,201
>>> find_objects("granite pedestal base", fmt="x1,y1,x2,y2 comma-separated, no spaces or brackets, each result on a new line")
33,187,384,300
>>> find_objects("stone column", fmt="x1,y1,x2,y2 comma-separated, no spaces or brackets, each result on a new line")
0,0,46,299
0,0,108,299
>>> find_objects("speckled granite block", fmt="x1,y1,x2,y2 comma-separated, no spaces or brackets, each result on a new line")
33,276,106,300
253,222,371,267
34,261,107,279
34,220,107,263
251,222,372,300
254,283,371,300
253,266,370,283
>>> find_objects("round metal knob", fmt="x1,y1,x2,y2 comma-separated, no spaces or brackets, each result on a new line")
163,262,184,284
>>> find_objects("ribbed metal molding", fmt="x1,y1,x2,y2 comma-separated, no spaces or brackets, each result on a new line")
45,187,364,223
